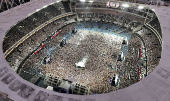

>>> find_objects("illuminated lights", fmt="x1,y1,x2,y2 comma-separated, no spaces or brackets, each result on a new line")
43,5,47,8
56,0,60,3
122,4,129,8
89,0,93,3
81,0,85,1
36,9,40,12
138,6,144,9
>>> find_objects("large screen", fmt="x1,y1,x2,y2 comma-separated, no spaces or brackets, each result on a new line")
106,1,120,8
110,2,120,8
106,2,110,7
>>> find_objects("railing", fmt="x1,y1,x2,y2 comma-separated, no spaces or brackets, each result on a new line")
132,33,147,77
144,23,162,47
76,7,147,21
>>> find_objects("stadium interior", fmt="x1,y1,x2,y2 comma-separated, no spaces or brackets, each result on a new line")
2,0,163,95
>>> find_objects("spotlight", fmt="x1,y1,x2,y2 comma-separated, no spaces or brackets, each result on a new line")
80,0,85,2
138,6,144,9
56,0,60,3
122,4,129,8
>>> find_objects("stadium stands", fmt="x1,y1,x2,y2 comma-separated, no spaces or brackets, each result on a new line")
2,0,162,95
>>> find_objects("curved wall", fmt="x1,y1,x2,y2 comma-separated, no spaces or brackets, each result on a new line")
0,0,170,101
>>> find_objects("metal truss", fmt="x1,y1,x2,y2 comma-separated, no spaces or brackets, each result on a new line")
0,0,37,13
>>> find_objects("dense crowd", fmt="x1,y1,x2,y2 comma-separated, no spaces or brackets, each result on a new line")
148,17,162,38
23,29,123,94
5,15,76,72
76,1,159,20
78,12,142,31
118,0,169,6
20,20,161,94
3,2,70,53
4,9,162,94
138,27,162,75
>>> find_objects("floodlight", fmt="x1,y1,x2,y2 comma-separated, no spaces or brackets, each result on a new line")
122,4,129,8
138,6,144,9
56,0,60,3
80,0,85,2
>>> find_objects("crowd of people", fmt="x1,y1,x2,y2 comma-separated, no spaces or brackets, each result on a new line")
138,26,162,75
23,28,123,94
148,17,162,38
76,1,160,20
18,18,160,94
4,5,162,95
81,12,145,28
3,1,70,53
5,14,75,72
117,0,169,6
